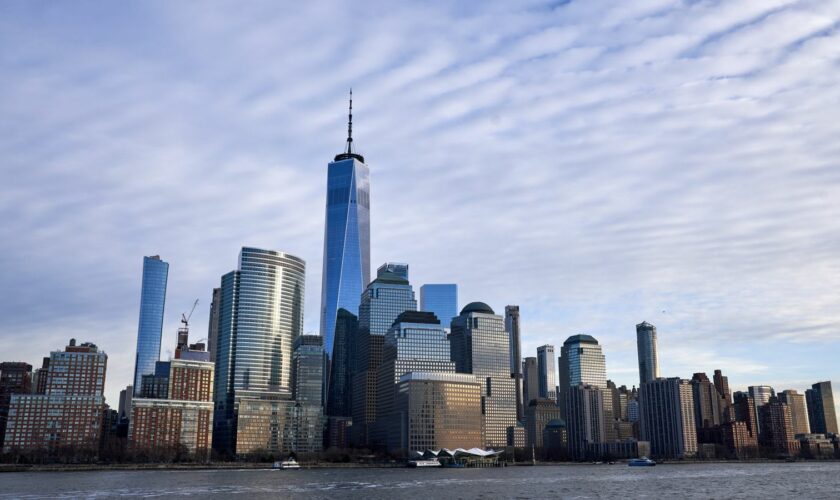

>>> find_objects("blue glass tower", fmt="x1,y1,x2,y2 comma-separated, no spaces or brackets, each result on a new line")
320,91,371,359
419,284,458,329
132,255,169,395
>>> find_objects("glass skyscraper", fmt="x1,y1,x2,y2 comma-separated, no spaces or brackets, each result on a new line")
419,284,458,329
133,255,169,395
212,247,305,455
636,321,660,385
558,334,611,440
537,344,557,401
320,94,371,362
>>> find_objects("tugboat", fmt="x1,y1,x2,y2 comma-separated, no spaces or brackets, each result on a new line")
628,457,656,467
273,457,301,469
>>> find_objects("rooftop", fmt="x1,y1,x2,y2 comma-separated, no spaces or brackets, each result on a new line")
460,301,495,315
563,334,599,345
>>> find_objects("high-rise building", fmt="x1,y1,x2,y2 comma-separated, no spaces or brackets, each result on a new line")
212,247,306,456
566,384,606,460
393,372,483,453
522,357,539,408
207,287,221,363
505,306,524,422
3,340,107,453
377,262,408,280
639,377,697,459
635,321,659,386
31,357,49,395
524,398,561,450
419,284,458,330
118,385,133,421
291,335,325,453
0,362,32,448
748,385,775,437
326,308,356,418
806,381,838,435
374,311,455,449
537,345,556,401
733,391,759,440
713,369,732,420
758,396,799,456
778,389,810,435
351,270,417,446
133,255,169,395
690,373,722,430
450,302,517,448
558,335,608,426
320,93,371,363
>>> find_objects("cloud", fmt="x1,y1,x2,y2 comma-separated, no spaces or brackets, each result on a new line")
1,0,839,412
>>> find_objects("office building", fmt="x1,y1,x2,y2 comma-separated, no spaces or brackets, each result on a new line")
0,362,32,448
690,373,722,429
351,270,417,446
132,255,169,395
505,306,524,422
374,311,455,448
3,340,107,453
523,357,539,408
378,262,408,280
558,335,611,441
537,345,556,401
635,321,659,385
291,335,325,453
806,381,838,435
419,284,458,330
778,389,810,435
566,384,606,460
713,369,733,420
207,287,221,363
748,385,775,437
320,93,371,362
212,247,305,456
733,391,759,440
393,372,483,453
326,308,356,418
758,396,799,456
639,377,697,459
450,302,517,448
525,398,562,450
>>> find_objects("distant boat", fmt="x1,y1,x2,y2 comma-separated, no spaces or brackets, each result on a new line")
273,458,301,469
407,458,441,468
628,457,656,467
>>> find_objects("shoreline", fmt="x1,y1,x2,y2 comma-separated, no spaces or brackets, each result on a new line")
2,459,837,473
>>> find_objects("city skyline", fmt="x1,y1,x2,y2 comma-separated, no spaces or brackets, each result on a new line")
2,1,840,420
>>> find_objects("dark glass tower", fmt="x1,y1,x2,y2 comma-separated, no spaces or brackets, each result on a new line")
320,91,371,361
132,255,169,395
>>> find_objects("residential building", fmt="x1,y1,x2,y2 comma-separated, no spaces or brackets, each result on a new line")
778,389,810,435
635,321,659,385
212,247,306,456
639,378,697,459
505,305,524,422
525,398,562,450
749,385,775,437
132,255,169,395
0,362,32,448
758,396,799,456
450,302,517,448
207,287,221,363
537,345,556,401
419,284,458,330
691,372,722,429
806,381,838,435
566,384,606,460
733,391,759,439
522,357,539,408
713,369,732,420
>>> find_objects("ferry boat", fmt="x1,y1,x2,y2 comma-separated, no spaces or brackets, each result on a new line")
628,457,656,467
272,458,301,469
407,458,441,467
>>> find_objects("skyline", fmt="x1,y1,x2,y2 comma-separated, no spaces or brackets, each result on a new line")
2,0,840,417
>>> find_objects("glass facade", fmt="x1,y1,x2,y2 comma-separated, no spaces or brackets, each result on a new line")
806,382,838,435
211,247,305,455
419,284,458,330
636,321,659,386
133,255,169,395
326,308,356,417
320,157,371,360
537,345,556,400
293,335,324,406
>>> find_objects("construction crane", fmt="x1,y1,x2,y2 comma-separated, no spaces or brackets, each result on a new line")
177,299,199,349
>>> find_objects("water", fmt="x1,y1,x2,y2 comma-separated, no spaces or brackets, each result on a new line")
1,463,839,499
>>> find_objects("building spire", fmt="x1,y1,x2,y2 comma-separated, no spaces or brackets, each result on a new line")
334,88,365,163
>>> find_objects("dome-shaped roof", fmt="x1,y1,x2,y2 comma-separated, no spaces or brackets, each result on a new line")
546,418,566,428
563,334,598,345
460,302,495,315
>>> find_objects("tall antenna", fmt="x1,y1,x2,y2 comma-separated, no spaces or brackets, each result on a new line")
346,88,353,154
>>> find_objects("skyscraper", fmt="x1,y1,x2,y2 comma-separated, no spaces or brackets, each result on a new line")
806,381,838,435
212,247,305,456
377,262,408,280
690,372,722,430
291,335,325,453
207,287,221,363
635,321,659,386
566,384,606,460
758,396,799,456
320,92,371,362
713,369,732,420
536,345,556,401
450,302,517,448
522,357,539,408
419,284,458,330
133,255,169,395
0,362,32,448
558,335,608,421
505,305,524,422
748,385,775,437
326,308,356,418
351,269,417,446
639,377,698,459
778,389,810,435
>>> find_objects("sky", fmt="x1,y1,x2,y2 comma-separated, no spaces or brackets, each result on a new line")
1,0,839,419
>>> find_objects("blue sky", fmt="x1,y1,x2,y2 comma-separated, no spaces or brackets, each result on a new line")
2,0,839,418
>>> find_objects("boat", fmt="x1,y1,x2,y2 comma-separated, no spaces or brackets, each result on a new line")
628,457,656,467
407,458,441,467
272,458,301,469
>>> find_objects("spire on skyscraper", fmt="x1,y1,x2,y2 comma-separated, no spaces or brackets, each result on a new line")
335,88,365,162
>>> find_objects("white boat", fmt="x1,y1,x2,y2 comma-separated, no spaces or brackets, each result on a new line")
273,458,301,469
628,457,656,467
407,458,441,467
